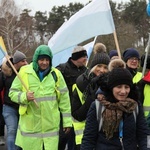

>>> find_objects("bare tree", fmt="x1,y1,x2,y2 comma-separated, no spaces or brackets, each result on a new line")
0,0,34,55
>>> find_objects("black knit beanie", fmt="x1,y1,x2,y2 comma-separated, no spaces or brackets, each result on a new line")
108,68,133,89
90,52,110,69
90,43,110,69
123,48,140,62
109,50,118,59
38,54,50,61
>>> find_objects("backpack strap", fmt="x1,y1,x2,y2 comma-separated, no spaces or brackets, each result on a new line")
95,100,105,131
133,105,139,123
51,68,60,100
51,70,58,83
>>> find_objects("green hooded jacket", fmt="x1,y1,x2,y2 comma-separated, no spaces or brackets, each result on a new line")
9,45,72,150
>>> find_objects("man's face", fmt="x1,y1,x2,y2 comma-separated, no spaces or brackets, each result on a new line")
38,58,50,70
76,56,88,67
15,59,28,70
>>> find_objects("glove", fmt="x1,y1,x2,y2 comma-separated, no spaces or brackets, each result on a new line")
97,73,109,92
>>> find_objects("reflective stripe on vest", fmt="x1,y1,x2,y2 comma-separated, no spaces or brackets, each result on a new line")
133,72,142,83
143,84,150,117
18,125,59,138
143,106,150,111
58,87,68,93
72,84,85,145
62,112,71,118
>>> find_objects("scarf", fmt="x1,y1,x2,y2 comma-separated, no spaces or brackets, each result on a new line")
101,98,137,139
126,66,137,77
38,67,50,81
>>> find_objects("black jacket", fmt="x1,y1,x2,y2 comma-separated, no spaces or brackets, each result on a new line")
0,71,19,110
56,57,87,99
71,70,99,121
81,101,150,150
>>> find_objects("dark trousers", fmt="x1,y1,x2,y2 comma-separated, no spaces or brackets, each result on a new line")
75,144,80,150
58,127,75,150
0,103,5,136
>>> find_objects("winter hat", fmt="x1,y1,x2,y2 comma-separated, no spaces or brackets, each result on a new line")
90,43,110,68
123,48,140,62
38,55,50,61
13,50,26,64
108,68,133,89
140,54,150,69
109,50,118,59
96,88,106,96
108,59,126,71
71,46,87,60
93,43,106,54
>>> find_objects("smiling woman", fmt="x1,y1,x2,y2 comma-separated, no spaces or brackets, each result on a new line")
80,67,150,150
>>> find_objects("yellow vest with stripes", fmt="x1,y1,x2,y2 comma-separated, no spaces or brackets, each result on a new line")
133,72,142,83
143,84,150,117
72,84,85,145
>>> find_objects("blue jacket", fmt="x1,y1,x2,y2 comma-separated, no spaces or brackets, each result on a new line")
81,101,150,150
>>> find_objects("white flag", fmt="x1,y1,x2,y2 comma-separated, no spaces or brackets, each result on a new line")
48,0,115,54
52,40,95,67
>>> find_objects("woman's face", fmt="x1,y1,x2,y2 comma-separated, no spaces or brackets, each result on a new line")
93,64,108,76
126,57,139,69
113,84,130,101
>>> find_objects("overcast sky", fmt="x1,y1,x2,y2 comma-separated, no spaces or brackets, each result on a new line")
15,0,130,14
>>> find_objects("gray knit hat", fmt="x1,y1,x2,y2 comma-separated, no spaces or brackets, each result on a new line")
13,50,26,64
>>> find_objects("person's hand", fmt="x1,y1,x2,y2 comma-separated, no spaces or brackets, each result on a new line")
63,127,71,134
26,91,35,101
97,73,109,91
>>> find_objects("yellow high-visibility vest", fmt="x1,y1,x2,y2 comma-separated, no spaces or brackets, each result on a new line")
72,84,85,145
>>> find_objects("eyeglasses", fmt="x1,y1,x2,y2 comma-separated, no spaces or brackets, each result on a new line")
128,57,139,61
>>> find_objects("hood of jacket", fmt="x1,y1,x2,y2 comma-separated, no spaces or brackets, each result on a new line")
32,45,53,72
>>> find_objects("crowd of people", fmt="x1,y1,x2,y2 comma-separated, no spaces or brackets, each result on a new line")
0,43,150,150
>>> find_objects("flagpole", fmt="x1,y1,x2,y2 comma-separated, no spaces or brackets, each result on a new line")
1,50,38,108
86,36,97,67
142,33,150,77
113,31,121,59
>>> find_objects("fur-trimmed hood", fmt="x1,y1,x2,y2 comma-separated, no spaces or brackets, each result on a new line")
1,57,13,77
